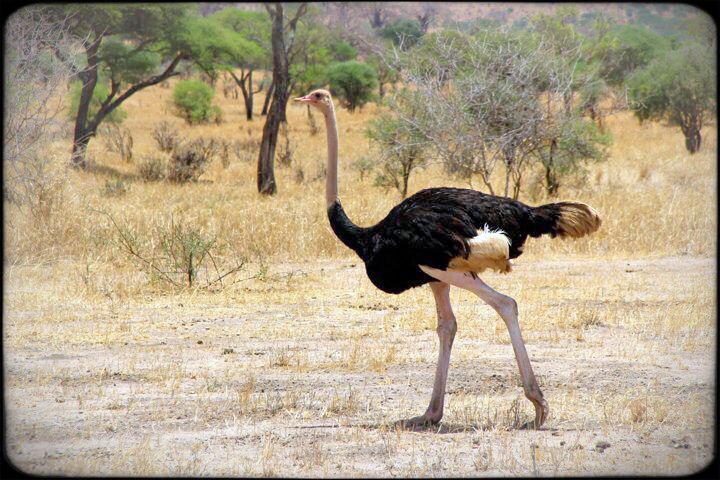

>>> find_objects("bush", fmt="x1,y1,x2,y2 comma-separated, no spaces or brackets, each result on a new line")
137,155,167,182
172,80,221,124
102,211,246,290
103,178,129,197
327,61,378,113
380,18,424,50
366,110,428,198
152,121,180,153
100,124,133,162
167,138,218,182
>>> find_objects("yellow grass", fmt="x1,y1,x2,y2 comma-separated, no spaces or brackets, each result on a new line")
3,74,716,476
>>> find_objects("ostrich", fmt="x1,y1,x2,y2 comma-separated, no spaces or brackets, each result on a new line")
294,89,601,429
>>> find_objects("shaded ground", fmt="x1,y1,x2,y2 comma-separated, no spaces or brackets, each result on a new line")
4,256,715,476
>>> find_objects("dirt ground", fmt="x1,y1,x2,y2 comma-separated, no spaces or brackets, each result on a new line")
4,255,716,476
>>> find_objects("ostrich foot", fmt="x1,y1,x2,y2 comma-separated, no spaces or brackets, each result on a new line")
519,398,549,430
395,413,441,431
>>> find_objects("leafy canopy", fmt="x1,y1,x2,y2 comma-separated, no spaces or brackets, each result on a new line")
327,61,378,112
628,41,716,126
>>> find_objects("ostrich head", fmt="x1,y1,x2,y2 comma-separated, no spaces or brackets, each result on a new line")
294,89,333,114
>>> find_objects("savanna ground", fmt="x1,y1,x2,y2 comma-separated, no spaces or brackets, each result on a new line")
4,76,717,476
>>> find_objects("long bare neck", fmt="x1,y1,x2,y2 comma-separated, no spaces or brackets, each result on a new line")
324,102,339,208
322,101,367,257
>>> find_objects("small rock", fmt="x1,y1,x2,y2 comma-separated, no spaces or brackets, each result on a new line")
197,340,203,345
671,439,690,449
595,441,611,453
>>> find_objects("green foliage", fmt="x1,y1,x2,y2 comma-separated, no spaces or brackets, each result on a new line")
408,30,474,85
393,28,612,197
329,40,357,62
172,80,221,124
290,28,356,97
180,16,262,81
68,80,127,124
366,53,398,97
628,41,716,152
380,18,424,50
365,95,428,197
538,117,611,195
98,37,162,85
529,7,582,55
327,61,378,112
598,25,672,86
209,9,270,69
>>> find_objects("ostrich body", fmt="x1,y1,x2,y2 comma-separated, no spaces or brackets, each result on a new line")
295,90,601,429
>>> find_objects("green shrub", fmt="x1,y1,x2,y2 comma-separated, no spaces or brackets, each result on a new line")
380,18,424,50
326,61,378,113
172,80,221,124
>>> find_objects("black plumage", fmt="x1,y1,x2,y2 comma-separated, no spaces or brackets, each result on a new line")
328,187,587,295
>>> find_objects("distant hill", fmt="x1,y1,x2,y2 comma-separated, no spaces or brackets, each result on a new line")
201,2,708,41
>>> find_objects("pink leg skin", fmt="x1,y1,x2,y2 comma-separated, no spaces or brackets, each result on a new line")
398,281,456,430
418,265,549,429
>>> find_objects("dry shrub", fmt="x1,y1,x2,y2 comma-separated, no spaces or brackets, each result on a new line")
167,138,218,183
152,121,180,153
102,178,128,197
219,139,231,169
137,155,167,182
277,123,294,167
100,124,133,162
233,137,260,163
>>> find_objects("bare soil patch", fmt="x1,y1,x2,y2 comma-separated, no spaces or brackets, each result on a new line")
4,256,715,476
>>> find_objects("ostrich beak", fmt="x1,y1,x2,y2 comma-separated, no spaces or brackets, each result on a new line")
294,95,311,103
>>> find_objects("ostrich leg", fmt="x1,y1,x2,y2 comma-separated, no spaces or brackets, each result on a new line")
419,266,549,428
399,281,456,429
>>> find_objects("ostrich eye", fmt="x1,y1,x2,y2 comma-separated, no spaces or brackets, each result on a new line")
314,93,322,99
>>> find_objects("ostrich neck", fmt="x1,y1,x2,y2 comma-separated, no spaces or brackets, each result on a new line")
323,102,367,258
324,104,339,208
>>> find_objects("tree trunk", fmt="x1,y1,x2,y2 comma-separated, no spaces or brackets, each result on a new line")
246,70,254,120
231,70,256,121
70,38,101,169
70,133,93,168
257,3,294,195
261,79,274,116
684,124,702,154
544,139,560,196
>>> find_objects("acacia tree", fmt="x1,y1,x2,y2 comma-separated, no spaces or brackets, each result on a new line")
391,29,609,199
529,7,583,115
211,9,270,120
257,2,307,195
628,42,716,153
46,4,198,168
366,91,429,198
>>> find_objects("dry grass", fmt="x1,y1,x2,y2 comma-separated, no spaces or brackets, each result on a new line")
3,72,716,476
